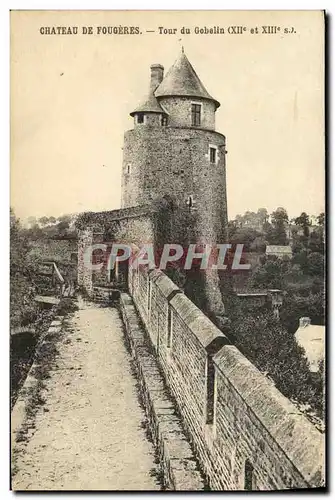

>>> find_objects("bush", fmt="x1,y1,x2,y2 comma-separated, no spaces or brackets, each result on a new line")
56,298,78,316
230,311,324,419
280,291,325,334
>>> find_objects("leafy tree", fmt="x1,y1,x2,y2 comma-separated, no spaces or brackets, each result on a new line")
10,209,39,327
317,212,325,227
292,249,308,270
250,235,267,253
307,252,324,277
38,216,50,227
280,291,325,333
270,207,289,245
257,207,269,226
230,310,324,419
308,229,324,254
229,227,260,252
294,212,310,238
251,256,290,289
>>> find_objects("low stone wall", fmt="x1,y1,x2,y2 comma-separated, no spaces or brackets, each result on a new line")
128,265,325,490
11,317,65,443
119,293,205,491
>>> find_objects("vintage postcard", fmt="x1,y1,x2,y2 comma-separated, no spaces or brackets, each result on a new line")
10,10,325,491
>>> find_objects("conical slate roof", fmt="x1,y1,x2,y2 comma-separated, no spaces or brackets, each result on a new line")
130,88,167,117
155,51,220,109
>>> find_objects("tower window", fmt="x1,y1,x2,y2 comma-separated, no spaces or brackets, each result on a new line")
191,103,201,126
187,195,194,209
167,306,173,348
244,460,254,491
161,115,168,126
127,164,131,174
210,147,217,164
206,354,215,424
137,113,144,124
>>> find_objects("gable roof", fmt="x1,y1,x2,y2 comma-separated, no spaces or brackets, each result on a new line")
154,50,220,109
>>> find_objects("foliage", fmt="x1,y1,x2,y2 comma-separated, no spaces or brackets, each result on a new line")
229,310,324,419
25,213,77,240
294,212,310,238
226,207,325,421
268,207,289,245
10,209,39,328
317,212,325,227
280,291,325,334
307,252,324,277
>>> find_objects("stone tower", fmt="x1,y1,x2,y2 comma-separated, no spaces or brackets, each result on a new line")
121,50,229,316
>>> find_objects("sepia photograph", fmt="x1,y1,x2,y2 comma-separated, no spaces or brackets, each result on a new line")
10,10,325,491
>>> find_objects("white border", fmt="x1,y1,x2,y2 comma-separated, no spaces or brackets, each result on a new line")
3,2,331,498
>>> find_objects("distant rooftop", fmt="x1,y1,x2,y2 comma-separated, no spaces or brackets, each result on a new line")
266,245,293,254
295,318,325,372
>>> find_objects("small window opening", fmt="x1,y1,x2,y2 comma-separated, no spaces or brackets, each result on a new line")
191,103,201,127
244,460,254,491
187,195,194,209
147,279,152,312
167,306,173,348
137,113,144,124
206,354,215,424
161,115,168,126
127,164,131,174
210,147,217,164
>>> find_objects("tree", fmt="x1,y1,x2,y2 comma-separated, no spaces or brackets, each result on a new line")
308,229,324,254
230,227,260,252
229,310,324,419
38,216,50,227
250,235,267,253
280,291,325,333
294,212,310,238
10,209,39,327
292,249,308,271
251,257,290,289
257,207,269,226
317,212,325,227
307,252,324,277
270,207,289,245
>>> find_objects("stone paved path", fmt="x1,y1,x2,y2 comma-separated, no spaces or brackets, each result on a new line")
12,303,161,491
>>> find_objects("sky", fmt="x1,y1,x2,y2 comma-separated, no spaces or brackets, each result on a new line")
11,10,325,222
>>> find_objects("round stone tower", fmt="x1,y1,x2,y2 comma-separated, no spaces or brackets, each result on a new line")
122,49,228,242
121,49,229,315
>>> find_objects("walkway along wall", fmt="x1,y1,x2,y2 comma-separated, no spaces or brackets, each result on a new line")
128,265,325,490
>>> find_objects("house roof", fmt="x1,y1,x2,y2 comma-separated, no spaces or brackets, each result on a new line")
295,324,325,372
266,245,293,254
154,50,220,109
130,88,167,117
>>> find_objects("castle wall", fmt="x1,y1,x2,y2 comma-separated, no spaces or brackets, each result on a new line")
77,229,93,295
128,265,325,490
158,96,216,130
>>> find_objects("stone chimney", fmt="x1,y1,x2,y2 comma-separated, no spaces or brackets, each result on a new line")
299,317,311,328
150,64,164,91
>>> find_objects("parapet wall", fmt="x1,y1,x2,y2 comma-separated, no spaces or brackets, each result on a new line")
129,265,325,490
